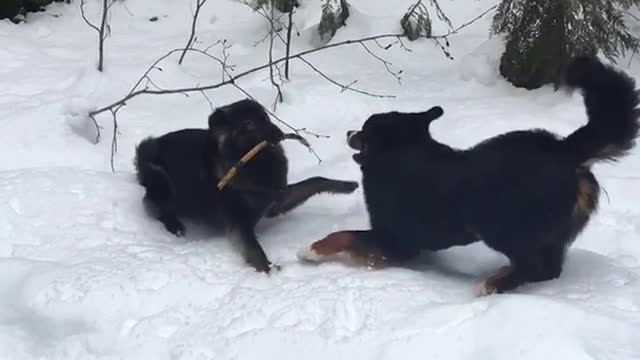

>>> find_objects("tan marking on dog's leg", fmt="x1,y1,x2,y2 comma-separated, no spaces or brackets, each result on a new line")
298,231,387,269
475,265,514,297
297,231,352,262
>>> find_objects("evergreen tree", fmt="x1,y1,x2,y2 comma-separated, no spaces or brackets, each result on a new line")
318,0,349,43
492,0,640,89
249,0,298,13
401,0,452,41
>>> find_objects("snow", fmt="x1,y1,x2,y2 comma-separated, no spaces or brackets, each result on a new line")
1,0,639,359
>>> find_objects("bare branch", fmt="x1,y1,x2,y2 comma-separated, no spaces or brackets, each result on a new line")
445,4,497,38
228,82,323,163
179,0,208,65
80,0,110,72
98,0,109,71
298,56,395,98
360,42,403,84
285,3,295,79
200,90,215,111
80,0,100,32
89,6,497,170
88,113,102,143
91,5,495,113
268,3,284,110
109,110,118,172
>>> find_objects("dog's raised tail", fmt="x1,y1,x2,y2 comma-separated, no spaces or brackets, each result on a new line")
564,56,640,166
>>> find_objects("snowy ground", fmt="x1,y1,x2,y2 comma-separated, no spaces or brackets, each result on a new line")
1,0,639,359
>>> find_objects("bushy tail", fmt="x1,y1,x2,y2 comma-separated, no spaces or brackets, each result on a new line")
134,137,173,196
564,56,640,166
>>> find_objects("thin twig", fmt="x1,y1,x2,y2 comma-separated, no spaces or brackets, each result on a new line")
298,56,394,98
110,110,118,171
179,0,208,65
91,6,495,114
80,0,109,72
228,82,323,163
88,113,102,143
80,0,100,32
360,42,403,84
285,2,295,79
200,90,215,111
89,6,497,169
95,32,460,113
268,3,284,110
624,10,640,23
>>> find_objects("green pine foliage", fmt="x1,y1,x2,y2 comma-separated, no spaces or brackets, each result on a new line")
401,0,452,41
492,0,640,89
248,0,298,13
318,0,349,43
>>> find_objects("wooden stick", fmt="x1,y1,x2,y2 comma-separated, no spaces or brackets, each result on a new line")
217,140,270,190
216,132,311,191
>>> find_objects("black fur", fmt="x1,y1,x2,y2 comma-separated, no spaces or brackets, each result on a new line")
345,56,639,293
134,99,359,273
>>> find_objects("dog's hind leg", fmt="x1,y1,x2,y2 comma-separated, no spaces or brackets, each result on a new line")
141,164,186,237
266,177,359,217
135,137,186,236
475,244,566,296
144,164,185,236
297,230,387,269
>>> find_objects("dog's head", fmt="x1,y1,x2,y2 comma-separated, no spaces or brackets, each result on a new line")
347,106,444,165
208,99,284,154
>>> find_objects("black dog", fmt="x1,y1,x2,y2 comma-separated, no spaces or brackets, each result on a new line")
298,56,640,295
134,99,359,273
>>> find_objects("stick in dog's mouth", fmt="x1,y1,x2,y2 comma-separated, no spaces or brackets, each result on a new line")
217,133,307,191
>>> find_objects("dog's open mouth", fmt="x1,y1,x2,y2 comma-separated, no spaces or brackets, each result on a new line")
347,130,365,164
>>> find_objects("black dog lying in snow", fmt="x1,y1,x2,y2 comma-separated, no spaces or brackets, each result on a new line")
298,56,640,295
134,99,359,273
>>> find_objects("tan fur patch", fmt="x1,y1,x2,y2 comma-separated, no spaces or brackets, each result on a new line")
216,132,228,152
299,231,387,269
309,231,355,256
475,265,514,297
573,170,596,225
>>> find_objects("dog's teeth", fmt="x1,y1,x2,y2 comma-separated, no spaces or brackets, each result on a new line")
297,245,323,262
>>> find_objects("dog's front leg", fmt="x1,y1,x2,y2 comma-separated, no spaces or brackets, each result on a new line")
220,192,278,274
266,177,359,217
297,230,387,269
226,221,278,274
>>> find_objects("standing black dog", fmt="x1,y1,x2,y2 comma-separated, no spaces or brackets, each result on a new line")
134,99,359,273
298,56,640,295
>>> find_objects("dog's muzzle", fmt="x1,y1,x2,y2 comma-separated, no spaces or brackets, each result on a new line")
347,130,363,151
346,130,365,165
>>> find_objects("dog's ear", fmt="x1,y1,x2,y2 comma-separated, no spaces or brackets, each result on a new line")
208,109,226,129
422,106,444,123
403,106,444,125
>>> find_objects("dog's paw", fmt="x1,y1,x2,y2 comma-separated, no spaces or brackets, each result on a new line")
268,262,282,274
474,280,497,297
474,265,513,297
337,181,359,194
250,258,281,275
297,244,324,263
164,219,186,237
